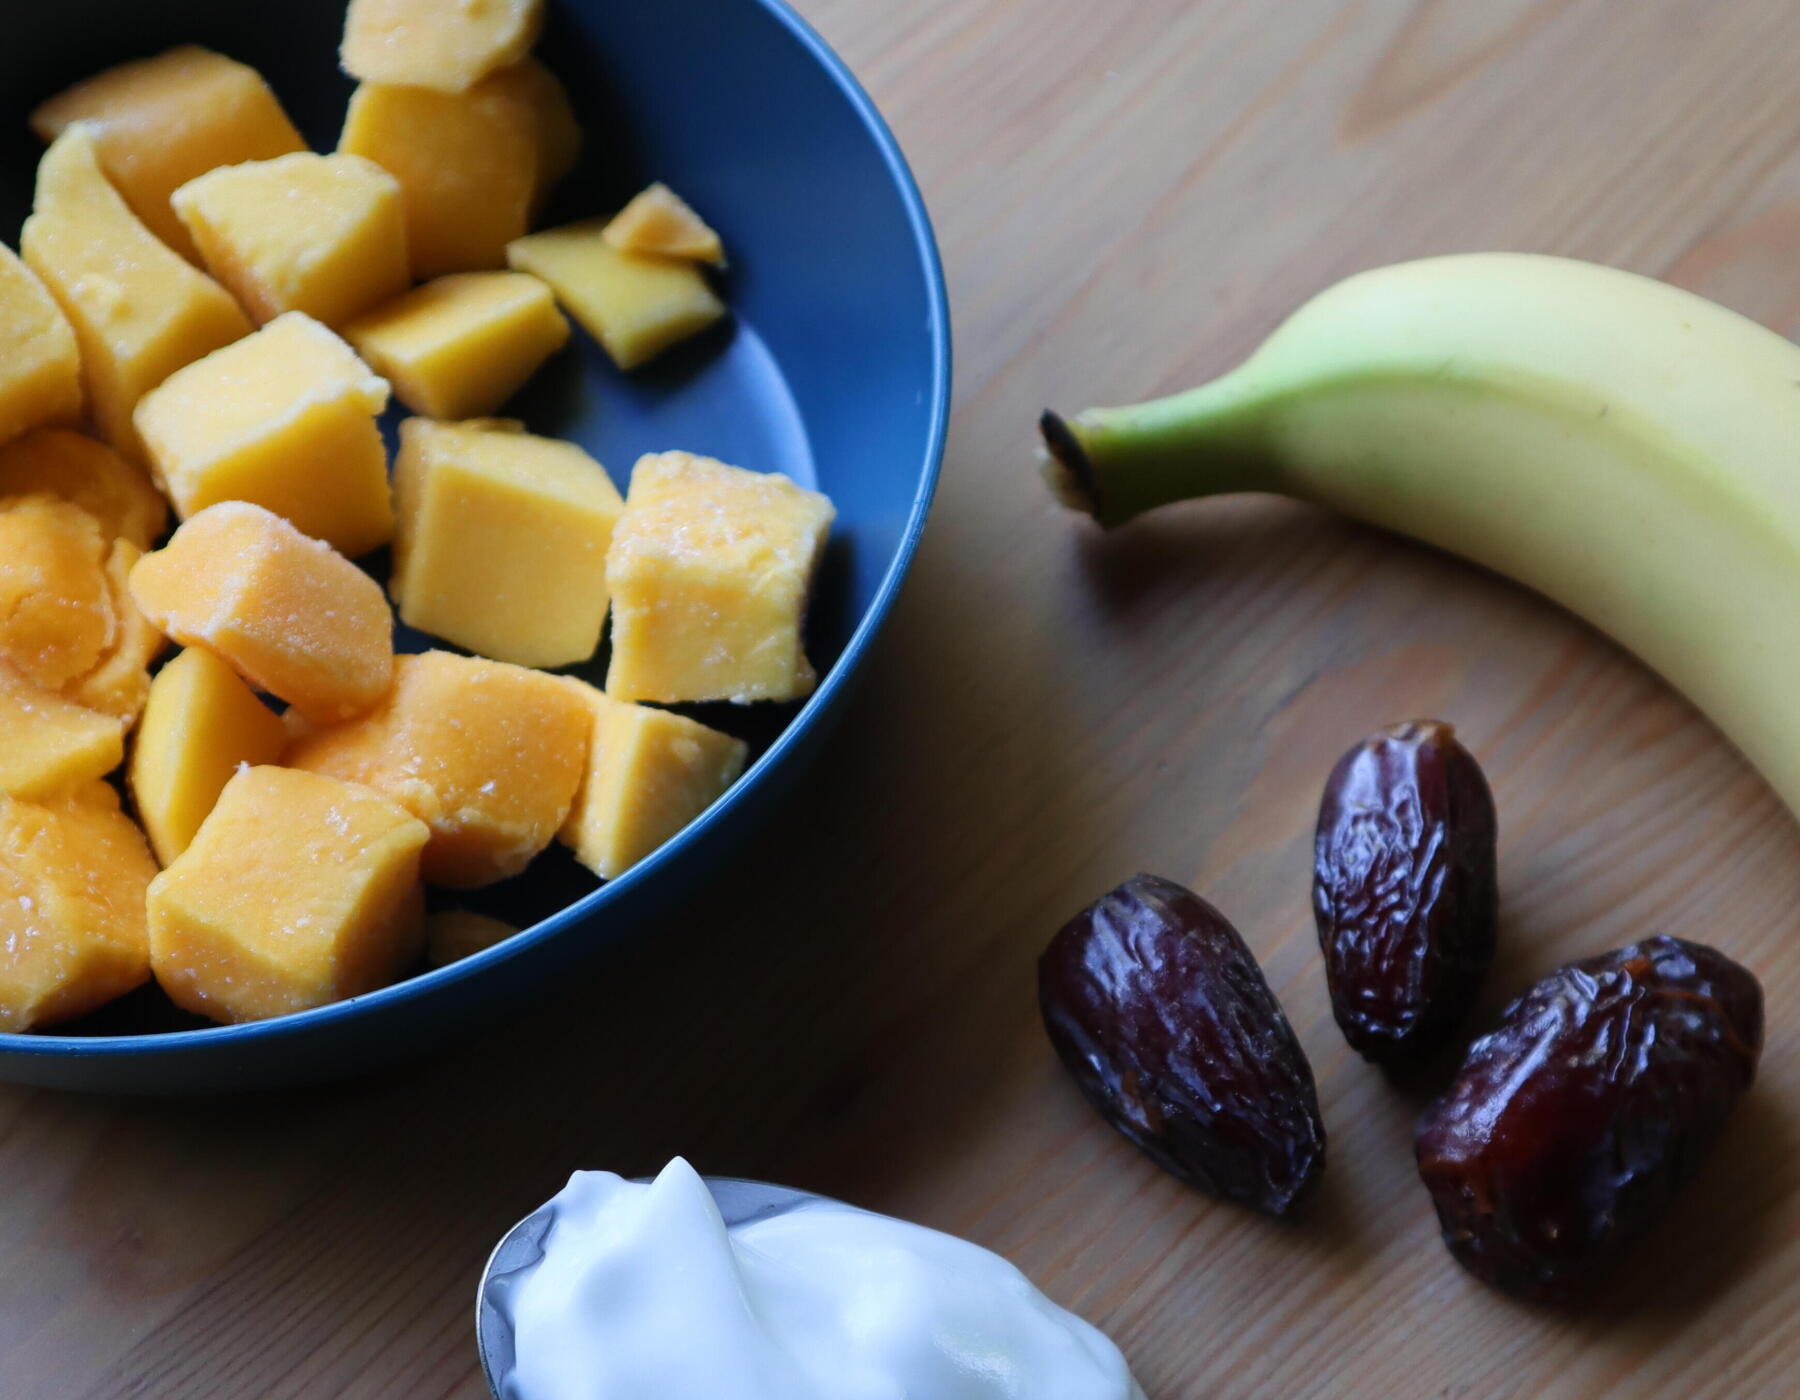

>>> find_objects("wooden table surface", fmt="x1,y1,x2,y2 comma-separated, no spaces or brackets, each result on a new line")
8,1,1800,1396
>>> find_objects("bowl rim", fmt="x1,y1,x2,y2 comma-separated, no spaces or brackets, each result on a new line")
0,0,952,1062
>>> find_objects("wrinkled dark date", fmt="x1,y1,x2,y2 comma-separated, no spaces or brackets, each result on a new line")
1416,936,1763,1301
1038,873,1326,1216
1314,719,1497,1061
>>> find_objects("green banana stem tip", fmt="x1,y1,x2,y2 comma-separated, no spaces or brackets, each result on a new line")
1038,410,1102,520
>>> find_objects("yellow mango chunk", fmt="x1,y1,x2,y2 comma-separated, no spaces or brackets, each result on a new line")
341,60,577,279
391,418,621,666
605,453,835,703
519,59,583,215
66,539,165,724
128,502,394,724
286,650,589,888
133,312,393,556
0,244,83,448
128,647,287,866
342,0,544,92
344,272,569,420
31,46,306,264
0,496,112,691
148,765,429,1024
507,222,725,370
0,664,124,801
424,909,520,967
21,127,252,460
0,781,156,1031
0,428,166,548
557,680,746,879
172,153,410,330
603,184,725,267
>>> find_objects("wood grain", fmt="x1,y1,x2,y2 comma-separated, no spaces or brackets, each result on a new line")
7,0,1800,1395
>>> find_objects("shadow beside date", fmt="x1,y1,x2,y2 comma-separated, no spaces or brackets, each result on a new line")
1416,935,1763,1301
1314,719,1497,1062
1039,873,1326,1217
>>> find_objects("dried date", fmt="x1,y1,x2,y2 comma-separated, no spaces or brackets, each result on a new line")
1038,873,1326,1216
1314,719,1497,1061
1415,936,1763,1301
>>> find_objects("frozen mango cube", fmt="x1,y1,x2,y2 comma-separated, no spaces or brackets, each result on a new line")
31,46,307,265
286,650,589,888
0,780,156,1031
66,538,165,724
22,127,253,461
0,495,112,692
0,664,124,801
128,502,394,724
518,59,582,215
172,152,410,330
0,429,166,548
342,0,544,92
344,272,569,420
0,500,163,722
148,765,429,1023
603,184,725,267
507,222,724,370
129,647,287,866
391,418,621,667
341,60,576,279
605,453,834,703
133,312,394,556
424,909,520,968
0,243,82,448
557,680,746,879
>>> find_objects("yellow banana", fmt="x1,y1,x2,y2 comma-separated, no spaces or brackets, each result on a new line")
1042,254,1800,811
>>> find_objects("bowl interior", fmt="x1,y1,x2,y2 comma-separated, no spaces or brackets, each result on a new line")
0,0,946,1055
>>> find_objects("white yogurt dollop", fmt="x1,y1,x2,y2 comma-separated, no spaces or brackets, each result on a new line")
503,1157,1144,1400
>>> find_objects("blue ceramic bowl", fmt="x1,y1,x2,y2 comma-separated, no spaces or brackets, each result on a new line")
0,0,948,1092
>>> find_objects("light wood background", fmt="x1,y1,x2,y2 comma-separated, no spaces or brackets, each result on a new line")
7,0,1800,1395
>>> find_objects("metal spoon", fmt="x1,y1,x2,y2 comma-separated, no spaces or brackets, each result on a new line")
475,1176,824,1398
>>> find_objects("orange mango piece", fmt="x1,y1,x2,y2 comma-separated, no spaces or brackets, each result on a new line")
0,428,166,549
133,312,394,556
128,647,287,866
0,664,124,802
0,780,157,1032
344,271,569,420
66,538,165,724
424,909,521,968
286,650,589,888
0,243,83,448
0,495,112,692
605,452,835,703
341,0,544,92
173,152,411,329
557,680,746,880
21,127,252,460
514,57,582,215
340,59,578,278
390,418,621,667
128,501,394,724
0,498,163,723
603,183,726,267
30,46,306,264
148,765,429,1024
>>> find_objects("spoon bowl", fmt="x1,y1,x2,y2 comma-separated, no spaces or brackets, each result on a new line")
476,1176,825,1397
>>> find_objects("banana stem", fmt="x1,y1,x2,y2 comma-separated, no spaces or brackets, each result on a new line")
1039,376,1279,528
